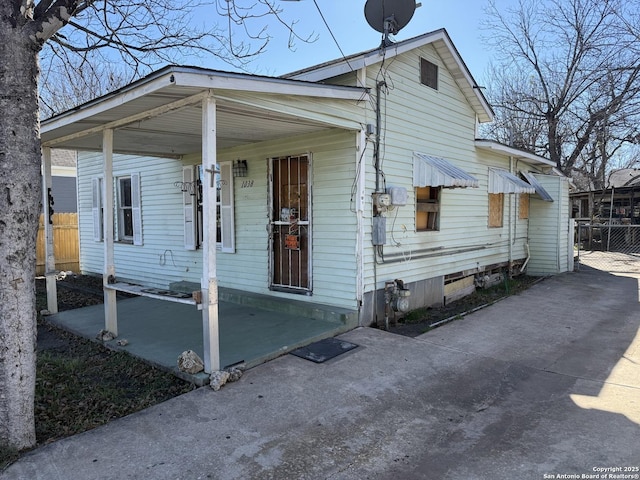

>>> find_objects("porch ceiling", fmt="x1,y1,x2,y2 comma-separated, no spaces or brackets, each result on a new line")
41,66,367,157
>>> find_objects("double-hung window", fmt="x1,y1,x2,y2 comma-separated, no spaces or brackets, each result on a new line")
118,176,134,241
92,173,142,245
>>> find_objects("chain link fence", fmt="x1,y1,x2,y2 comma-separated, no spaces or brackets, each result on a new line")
575,221,640,275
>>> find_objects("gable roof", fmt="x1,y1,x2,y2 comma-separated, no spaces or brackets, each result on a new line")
283,28,494,123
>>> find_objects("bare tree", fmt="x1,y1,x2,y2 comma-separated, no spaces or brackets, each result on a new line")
482,0,640,185
39,53,129,117
0,0,310,451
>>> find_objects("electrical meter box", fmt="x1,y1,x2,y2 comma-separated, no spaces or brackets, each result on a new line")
373,193,391,209
387,187,408,206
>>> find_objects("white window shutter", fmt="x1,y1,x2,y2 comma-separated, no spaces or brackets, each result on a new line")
131,173,143,246
220,162,235,253
92,177,103,241
183,165,197,250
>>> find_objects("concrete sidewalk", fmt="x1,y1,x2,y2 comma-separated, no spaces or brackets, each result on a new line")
3,267,640,479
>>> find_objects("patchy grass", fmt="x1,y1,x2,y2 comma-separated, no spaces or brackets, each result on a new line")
34,325,194,444
1,277,194,471
388,275,543,337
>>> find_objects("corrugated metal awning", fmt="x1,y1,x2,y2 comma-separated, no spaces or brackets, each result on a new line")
413,153,479,188
488,168,535,194
521,172,554,202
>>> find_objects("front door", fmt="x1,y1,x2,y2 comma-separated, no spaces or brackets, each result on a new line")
270,155,311,293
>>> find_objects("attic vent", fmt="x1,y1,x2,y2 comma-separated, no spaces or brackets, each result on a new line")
420,58,438,90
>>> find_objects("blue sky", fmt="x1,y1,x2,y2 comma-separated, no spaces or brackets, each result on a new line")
197,1,509,85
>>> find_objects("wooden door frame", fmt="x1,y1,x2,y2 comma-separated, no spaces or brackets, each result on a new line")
268,154,313,294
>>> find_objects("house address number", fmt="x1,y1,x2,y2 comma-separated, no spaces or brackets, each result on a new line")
241,180,254,188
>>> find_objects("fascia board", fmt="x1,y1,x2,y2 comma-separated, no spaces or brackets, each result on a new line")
171,71,368,101
41,73,173,134
475,140,556,168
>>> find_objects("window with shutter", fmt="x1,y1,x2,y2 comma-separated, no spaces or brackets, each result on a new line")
116,174,142,245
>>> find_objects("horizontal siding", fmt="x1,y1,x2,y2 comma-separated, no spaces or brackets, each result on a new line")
192,128,359,309
77,152,203,288
355,44,543,294
528,175,571,275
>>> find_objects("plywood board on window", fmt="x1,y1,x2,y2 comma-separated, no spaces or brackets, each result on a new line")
489,193,504,228
519,194,530,219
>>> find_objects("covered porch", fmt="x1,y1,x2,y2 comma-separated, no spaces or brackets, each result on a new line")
45,287,357,386
40,65,368,374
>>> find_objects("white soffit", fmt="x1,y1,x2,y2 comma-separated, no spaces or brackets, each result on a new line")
521,172,554,202
489,168,535,194
413,153,479,188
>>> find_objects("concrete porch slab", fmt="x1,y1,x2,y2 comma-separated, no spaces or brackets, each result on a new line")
45,295,352,386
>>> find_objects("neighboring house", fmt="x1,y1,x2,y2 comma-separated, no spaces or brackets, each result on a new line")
40,29,572,372
50,149,78,213
571,169,640,223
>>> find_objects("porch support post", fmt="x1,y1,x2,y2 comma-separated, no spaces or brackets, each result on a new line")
41,146,58,314
201,92,220,373
103,129,118,336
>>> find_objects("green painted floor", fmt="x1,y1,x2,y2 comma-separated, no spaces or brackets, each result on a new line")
46,296,352,385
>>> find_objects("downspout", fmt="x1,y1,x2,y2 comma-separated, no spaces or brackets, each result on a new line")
521,243,531,273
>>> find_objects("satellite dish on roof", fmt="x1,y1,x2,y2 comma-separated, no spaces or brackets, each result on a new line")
365,0,416,45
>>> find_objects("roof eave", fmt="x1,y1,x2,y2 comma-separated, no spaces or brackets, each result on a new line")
475,140,556,168
285,29,494,123
41,66,368,136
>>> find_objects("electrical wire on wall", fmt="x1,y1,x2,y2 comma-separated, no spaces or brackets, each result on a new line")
350,140,369,213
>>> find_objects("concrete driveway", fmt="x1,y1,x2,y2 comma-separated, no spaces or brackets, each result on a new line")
3,267,639,479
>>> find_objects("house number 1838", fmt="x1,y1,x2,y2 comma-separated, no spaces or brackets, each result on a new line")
241,180,254,188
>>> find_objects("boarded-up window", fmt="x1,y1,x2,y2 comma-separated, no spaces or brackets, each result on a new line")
416,186,441,231
420,58,438,90
488,193,504,228
519,194,530,219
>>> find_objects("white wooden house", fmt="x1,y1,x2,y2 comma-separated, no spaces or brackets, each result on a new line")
40,29,572,372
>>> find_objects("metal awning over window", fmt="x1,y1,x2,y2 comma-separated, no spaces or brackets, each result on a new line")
488,168,535,194
520,172,554,202
413,153,479,188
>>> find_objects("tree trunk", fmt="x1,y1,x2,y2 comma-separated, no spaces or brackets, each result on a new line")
0,23,42,450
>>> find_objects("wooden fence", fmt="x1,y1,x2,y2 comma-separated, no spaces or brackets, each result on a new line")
36,212,80,275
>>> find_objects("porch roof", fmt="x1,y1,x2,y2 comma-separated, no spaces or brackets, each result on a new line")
41,66,369,157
